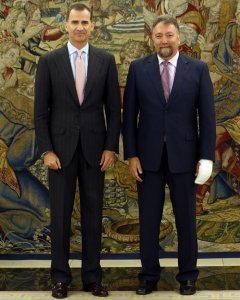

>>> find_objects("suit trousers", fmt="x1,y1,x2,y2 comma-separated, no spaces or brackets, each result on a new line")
49,139,104,285
137,144,199,283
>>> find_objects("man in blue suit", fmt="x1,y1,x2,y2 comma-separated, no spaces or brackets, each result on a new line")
123,15,216,296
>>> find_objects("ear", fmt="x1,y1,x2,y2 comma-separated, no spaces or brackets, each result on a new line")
150,32,154,43
177,34,180,45
90,21,95,31
64,21,69,33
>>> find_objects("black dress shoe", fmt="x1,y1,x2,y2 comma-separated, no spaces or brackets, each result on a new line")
179,280,196,295
136,280,157,295
83,282,109,297
52,282,68,299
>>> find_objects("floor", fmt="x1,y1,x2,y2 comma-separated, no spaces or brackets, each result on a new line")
1,259,240,299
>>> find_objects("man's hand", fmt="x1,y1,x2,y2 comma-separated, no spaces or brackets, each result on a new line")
43,151,61,170
128,157,143,182
100,150,116,172
195,159,213,185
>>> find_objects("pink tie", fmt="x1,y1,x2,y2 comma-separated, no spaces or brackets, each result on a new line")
161,61,170,102
75,50,85,105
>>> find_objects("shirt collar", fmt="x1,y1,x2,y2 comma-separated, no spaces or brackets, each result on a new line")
157,51,179,67
67,41,89,56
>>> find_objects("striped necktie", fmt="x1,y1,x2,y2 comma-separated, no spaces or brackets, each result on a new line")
161,61,170,102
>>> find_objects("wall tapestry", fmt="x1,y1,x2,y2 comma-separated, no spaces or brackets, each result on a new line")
0,0,240,256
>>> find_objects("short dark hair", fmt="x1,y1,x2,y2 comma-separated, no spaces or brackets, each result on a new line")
66,3,92,21
152,15,180,32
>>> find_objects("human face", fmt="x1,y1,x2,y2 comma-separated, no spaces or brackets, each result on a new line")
3,48,19,67
15,11,27,36
65,9,94,49
152,22,180,60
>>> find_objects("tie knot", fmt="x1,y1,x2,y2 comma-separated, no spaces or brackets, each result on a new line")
162,60,169,67
77,50,83,58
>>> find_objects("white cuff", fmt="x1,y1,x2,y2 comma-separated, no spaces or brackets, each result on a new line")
194,159,213,185
41,151,50,158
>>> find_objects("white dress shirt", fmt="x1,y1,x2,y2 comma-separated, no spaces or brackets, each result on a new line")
158,51,179,92
67,41,89,79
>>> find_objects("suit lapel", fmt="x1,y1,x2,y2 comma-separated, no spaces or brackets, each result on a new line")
167,53,189,106
53,45,102,107
83,45,101,101
54,45,79,106
146,54,166,105
146,53,190,106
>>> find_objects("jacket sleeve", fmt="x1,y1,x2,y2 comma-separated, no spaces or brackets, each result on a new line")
104,54,121,153
197,62,216,161
122,61,139,160
34,55,53,156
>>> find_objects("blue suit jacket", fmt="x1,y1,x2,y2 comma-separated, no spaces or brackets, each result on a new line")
123,53,216,173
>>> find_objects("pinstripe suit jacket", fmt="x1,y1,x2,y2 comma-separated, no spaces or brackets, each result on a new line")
34,44,121,168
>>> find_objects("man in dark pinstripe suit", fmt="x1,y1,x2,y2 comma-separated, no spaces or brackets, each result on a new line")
34,3,121,298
